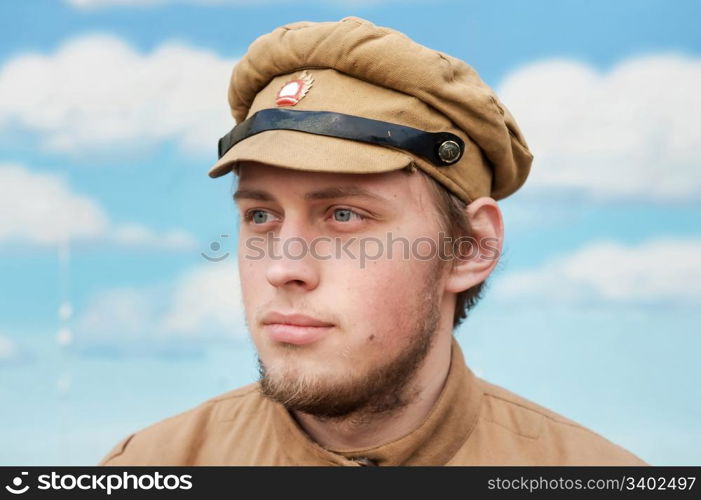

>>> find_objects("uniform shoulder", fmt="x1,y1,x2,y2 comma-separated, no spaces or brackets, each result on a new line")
98,382,262,465
475,377,648,465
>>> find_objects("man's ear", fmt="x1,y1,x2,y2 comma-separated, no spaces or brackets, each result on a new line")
444,197,504,294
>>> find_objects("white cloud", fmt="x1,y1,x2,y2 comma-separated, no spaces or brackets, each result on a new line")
161,264,244,334
0,34,235,155
495,238,701,305
110,224,198,251
78,287,160,339
0,335,18,360
0,163,197,250
0,163,107,245
75,264,246,357
498,54,701,203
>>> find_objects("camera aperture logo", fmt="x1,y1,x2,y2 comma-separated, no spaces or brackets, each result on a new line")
201,234,230,262
4,471,193,495
5,472,29,494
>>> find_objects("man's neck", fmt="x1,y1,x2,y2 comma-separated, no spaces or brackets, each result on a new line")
291,333,453,452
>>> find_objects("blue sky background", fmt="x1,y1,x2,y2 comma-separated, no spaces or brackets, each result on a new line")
1,0,699,465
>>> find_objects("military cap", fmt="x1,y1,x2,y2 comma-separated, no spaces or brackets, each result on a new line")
209,17,533,204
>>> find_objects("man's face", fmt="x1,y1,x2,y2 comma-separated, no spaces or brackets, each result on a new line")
234,162,452,419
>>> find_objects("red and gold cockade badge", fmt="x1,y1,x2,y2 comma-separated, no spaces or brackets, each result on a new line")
275,70,314,106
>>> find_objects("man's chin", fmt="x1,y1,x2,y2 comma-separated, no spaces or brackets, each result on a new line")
260,377,384,420
256,352,419,421
260,347,339,376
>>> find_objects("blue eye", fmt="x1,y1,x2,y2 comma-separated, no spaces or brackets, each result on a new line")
246,209,272,224
333,208,363,222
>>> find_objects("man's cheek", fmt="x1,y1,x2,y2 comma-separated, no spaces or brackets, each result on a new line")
348,279,413,331
239,254,268,288
239,271,265,330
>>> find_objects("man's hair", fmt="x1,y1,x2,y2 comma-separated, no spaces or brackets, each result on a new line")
417,169,488,329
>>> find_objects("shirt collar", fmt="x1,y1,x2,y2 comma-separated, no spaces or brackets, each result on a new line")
267,336,482,465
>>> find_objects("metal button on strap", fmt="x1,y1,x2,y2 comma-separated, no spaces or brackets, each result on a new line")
437,140,462,164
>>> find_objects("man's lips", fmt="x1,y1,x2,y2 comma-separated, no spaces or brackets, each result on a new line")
262,312,334,327
261,312,334,345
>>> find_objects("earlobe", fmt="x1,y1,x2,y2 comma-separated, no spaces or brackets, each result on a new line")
444,197,504,294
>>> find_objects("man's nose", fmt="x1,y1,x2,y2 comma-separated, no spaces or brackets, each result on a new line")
265,222,320,291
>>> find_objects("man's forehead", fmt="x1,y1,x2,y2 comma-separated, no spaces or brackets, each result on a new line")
234,162,418,203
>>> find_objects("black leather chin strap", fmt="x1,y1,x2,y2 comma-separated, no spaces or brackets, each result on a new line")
217,108,464,167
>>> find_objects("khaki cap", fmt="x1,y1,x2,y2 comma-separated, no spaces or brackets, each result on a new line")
209,17,533,203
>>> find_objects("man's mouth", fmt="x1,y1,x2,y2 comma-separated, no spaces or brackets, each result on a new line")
261,311,335,345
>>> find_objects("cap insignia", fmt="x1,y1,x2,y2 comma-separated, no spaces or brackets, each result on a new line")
275,70,314,107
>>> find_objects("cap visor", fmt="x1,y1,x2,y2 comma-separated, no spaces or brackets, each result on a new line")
208,129,415,178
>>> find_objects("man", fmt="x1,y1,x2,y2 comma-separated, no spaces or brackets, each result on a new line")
99,17,646,466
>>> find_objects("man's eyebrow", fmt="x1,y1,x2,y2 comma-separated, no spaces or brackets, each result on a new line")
233,186,389,203
303,186,388,202
233,189,275,202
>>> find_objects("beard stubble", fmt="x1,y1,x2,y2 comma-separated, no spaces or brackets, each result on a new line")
257,260,445,423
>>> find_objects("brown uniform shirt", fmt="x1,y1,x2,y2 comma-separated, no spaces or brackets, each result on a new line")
99,338,648,466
